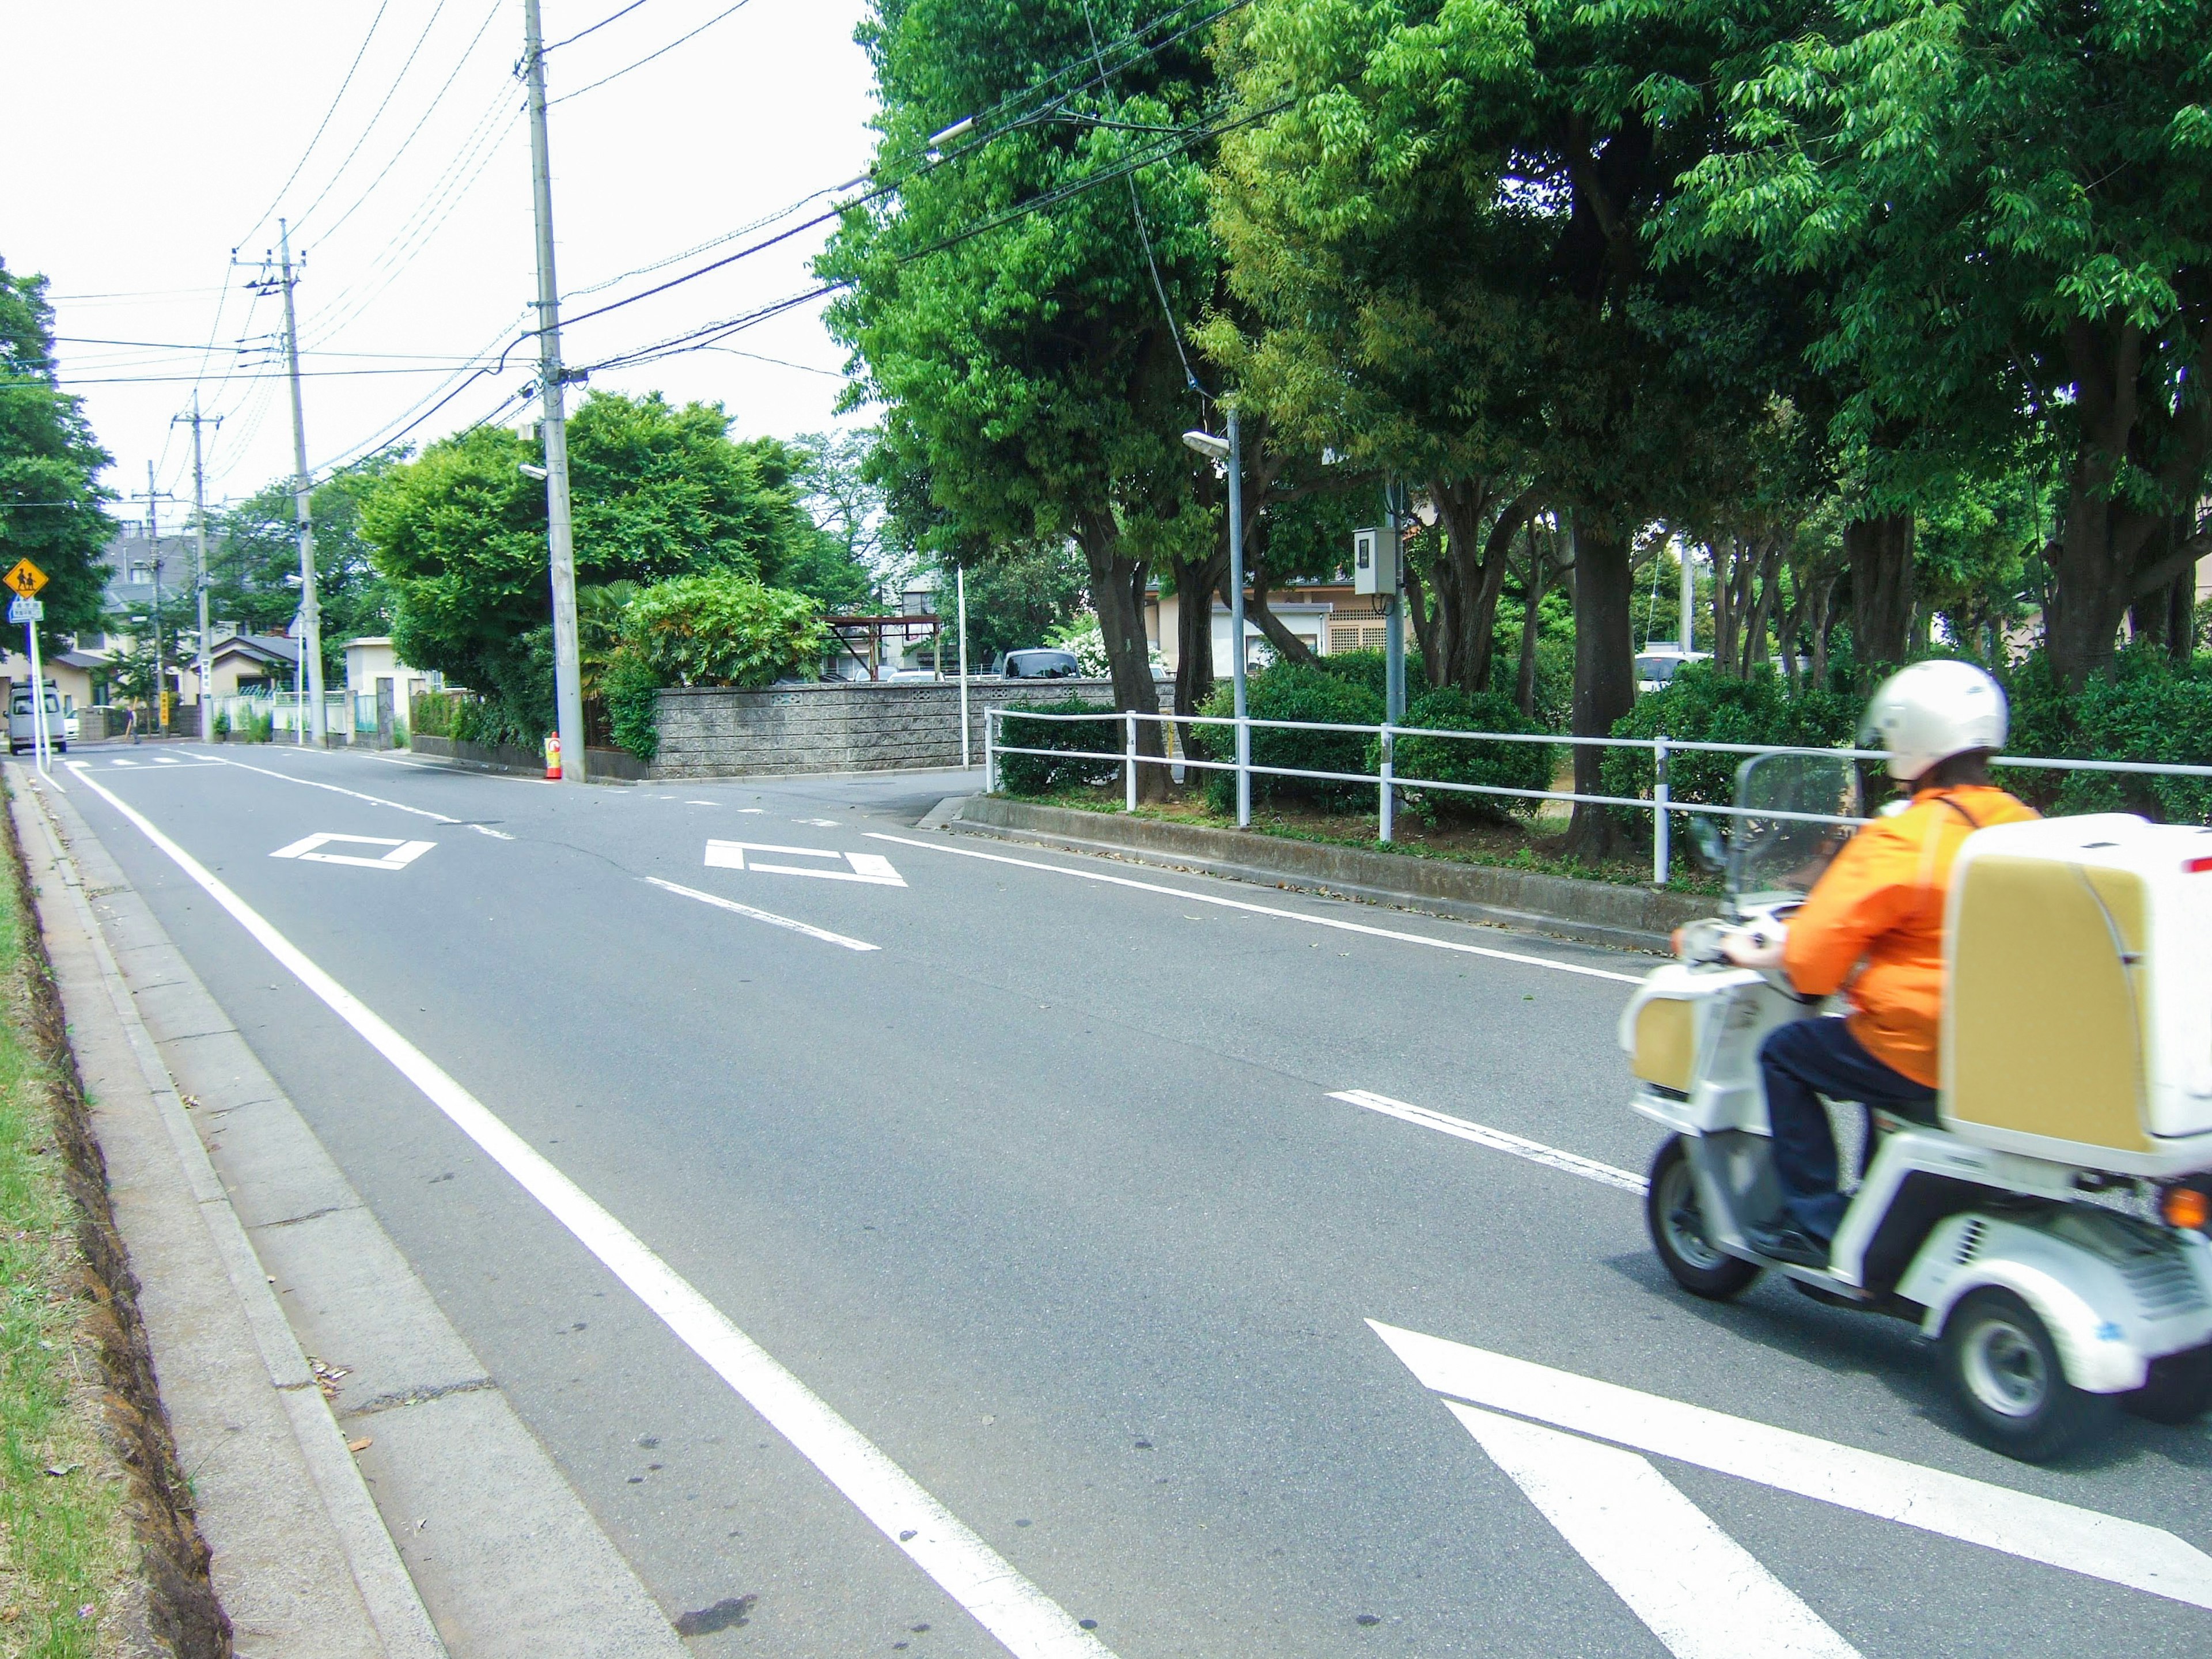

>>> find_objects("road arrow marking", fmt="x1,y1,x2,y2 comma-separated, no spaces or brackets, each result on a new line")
270,832,436,871
1371,1320,2212,1611
1451,1402,1861,1659
705,840,906,887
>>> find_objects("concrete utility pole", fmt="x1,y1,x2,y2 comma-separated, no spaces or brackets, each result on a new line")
176,395,219,737
1384,479,1407,724
523,0,588,785
276,219,326,745
147,461,169,732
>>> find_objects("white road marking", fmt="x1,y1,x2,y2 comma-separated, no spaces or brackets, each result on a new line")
646,877,881,951
271,832,437,871
156,756,180,764
112,757,138,766
869,834,1643,984
738,808,765,814
1371,1320,2212,1610
705,841,907,888
798,817,840,827
1331,1089,1647,1192
62,762,1108,1659
209,752,516,838
1452,1403,1860,1659
687,800,717,805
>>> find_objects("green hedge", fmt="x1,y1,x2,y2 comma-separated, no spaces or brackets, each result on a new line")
1604,666,1859,810
2001,648,2212,823
1192,661,1384,813
1375,688,1556,821
1315,648,1427,703
997,697,1123,794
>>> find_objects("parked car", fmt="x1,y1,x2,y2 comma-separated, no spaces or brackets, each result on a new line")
1634,646,1713,693
63,710,79,740
993,648,1082,680
8,680,66,754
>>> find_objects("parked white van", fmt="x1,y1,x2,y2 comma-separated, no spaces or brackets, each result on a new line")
9,679,66,755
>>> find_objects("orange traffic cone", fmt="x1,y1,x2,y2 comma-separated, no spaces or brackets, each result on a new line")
544,731,562,781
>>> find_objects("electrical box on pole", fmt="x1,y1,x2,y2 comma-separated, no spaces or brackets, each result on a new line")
1352,527,1396,596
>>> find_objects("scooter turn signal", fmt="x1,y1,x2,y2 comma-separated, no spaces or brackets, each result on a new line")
2160,1182,2210,1233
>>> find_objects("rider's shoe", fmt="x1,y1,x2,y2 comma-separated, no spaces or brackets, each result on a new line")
1747,1222,1831,1269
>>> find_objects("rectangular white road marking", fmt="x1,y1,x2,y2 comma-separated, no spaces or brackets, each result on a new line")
113,757,138,766
271,832,437,871
1371,1320,2212,1609
1451,1403,1860,1659
705,841,906,887
209,753,516,838
870,834,1642,984
646,877,880,952
62,762,1107,1659
156,756,180,764
1331,1089,1647,1192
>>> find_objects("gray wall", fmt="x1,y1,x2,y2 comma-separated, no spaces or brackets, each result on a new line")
654,679,1131,779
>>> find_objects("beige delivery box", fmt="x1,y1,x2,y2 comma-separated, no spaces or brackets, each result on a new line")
1942,813,2212,1175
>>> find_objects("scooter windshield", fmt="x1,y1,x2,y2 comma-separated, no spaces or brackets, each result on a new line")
1727,753,1863,904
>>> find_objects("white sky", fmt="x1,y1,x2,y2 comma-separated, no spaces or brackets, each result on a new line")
2,0,879,531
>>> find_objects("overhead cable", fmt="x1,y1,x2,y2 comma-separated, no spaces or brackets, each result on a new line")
288,0,454,236
547,0,653,51
549,0,754,104
234,1,392,249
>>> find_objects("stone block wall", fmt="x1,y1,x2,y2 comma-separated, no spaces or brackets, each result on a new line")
654,679,1131,779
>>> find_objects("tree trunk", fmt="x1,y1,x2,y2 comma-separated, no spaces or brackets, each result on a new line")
1239,548,1321,668
1168,550,1224,717
1843,512,1915,672
2168,569,2196,664
1404,561,1448,687
1514,521,1548,719
1430,478,1541,698
1075,509,1166,800
1566,514,1634,856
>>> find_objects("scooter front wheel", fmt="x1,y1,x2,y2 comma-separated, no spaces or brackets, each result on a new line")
1647,1137,1760,1300
1942,1287,2115,1461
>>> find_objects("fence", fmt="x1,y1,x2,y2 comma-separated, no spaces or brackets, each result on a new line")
209,691,360,741
982,705,2212,887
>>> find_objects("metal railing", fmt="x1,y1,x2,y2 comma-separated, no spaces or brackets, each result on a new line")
982,705,2212,887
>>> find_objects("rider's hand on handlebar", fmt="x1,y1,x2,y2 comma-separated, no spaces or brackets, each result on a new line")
1721,923,1789,971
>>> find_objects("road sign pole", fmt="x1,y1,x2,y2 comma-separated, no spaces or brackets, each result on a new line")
26,613,48,774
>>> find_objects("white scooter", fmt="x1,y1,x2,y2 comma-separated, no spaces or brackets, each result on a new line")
1621,753,2212,1460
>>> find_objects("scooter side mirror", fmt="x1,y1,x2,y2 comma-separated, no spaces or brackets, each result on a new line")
1685,813,1727,873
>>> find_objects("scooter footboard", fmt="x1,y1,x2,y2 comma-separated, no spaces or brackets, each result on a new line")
1682,1131,1786,1260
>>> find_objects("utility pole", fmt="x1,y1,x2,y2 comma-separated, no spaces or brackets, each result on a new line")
523,0,587,784
147,461,171,732
275,219,326,745
1384,479,1407,724
175,396,219,738
1680,544,1696,655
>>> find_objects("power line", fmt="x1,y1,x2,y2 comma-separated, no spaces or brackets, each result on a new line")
288,0,454,236
546,0,653,51
549,0,754,105
235,2,392,249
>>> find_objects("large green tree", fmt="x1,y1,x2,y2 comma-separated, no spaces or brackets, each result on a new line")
1669,0,2212,689
361,391,823,730
822,0,1222,791
211,458,401,678
0,258,115,635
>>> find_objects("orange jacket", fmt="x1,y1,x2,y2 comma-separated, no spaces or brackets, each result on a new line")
1782,785,2039,1087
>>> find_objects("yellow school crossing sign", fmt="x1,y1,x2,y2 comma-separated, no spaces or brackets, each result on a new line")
4,558,47,600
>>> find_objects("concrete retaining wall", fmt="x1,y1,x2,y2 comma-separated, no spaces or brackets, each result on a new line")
955,795,1710,954
653,679,1129,779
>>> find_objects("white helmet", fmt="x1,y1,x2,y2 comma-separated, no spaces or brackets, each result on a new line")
1859,660,2008,782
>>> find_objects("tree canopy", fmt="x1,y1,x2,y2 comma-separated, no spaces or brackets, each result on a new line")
0,257,115,635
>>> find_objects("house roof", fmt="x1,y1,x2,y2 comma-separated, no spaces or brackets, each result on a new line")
211,634,300,668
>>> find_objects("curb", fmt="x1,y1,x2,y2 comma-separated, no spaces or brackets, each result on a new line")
9,763,446,1659
945,796,1709,954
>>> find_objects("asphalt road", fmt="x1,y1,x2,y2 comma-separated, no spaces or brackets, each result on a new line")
49,743,2212,1658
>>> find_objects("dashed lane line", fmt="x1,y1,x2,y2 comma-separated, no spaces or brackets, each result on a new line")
1331,1089,1647,1192
644,877,880,952
866,834,1643,984
63,763,1112,1659
206,752,516,838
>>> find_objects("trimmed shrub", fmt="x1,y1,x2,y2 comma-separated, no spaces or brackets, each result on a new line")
1604,665,1859,811
623,571,827,690
1376,688,1556,821
997,696,1123,795
2001,647,2212,823
1192,661,1384,813
604,649,664,762
1315,648,1427,704
211,709,230,740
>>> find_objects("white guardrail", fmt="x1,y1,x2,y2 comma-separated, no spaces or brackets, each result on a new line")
982,705,2212,887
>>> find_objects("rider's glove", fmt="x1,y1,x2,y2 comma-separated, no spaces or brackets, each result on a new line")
1721,923,1789,971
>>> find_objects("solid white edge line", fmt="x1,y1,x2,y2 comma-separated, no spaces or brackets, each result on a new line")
1369,1320,2212,1610
62,762,1108,1659
207,751,517,838
1330,1090,1648,1193
645,877,881,952
1448,1403,1861,1659
867,833,1643,984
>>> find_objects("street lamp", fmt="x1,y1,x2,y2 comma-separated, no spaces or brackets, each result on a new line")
1183,408,1249,826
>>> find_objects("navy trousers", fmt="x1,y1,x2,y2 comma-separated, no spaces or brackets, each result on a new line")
1759,1016,1936,1240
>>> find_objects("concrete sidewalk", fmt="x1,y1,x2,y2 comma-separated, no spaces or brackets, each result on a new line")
12,763,685,1658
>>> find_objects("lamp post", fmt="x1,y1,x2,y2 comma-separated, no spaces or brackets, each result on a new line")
1183,409,1248,826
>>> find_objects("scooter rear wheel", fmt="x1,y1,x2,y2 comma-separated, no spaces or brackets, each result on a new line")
1647,1137,1759,1300
1942,1287,2114,1461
